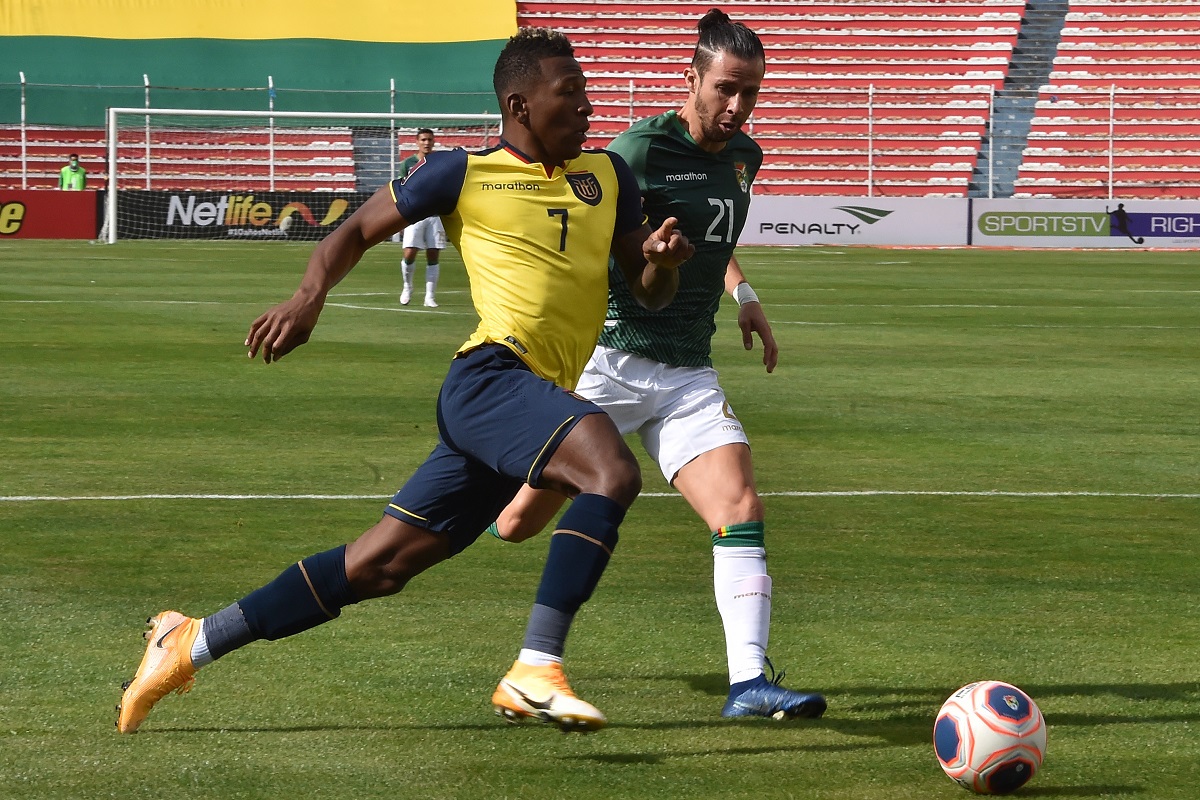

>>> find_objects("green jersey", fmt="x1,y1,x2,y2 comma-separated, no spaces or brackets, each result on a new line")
59,164,86,190
399,154,421,179
600,111,761,367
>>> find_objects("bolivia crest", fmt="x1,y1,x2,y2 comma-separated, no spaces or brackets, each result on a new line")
734,162,750,193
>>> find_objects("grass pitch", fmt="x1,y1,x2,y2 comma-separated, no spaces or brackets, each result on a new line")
1,240,1197,799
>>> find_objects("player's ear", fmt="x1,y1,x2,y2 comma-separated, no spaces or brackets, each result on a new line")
505,91,530,126
684,66,700,94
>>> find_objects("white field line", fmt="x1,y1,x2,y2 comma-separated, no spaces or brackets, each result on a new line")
2,490,1197,502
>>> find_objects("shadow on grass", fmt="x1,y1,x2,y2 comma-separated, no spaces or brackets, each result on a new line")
569,741,891,766
1020,788,1144,797
146,677,1197,755
652,673,1200,748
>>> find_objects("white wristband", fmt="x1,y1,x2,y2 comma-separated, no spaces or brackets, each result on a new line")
734,282,760,306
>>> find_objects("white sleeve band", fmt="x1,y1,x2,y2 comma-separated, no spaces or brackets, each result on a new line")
734,282,760,306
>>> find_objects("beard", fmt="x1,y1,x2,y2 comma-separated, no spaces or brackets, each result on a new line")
694,95,740,143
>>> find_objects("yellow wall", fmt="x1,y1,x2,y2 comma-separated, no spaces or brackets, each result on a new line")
1,0,516,43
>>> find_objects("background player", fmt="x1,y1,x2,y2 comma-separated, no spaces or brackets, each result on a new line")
396,128,447,306
491,9,826,721
116,27,693,736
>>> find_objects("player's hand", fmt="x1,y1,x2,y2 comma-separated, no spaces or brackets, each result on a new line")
643,216,695,270
738,300,778,373
245,295,323,363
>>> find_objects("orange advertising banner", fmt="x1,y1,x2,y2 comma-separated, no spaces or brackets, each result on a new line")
0,190,101,239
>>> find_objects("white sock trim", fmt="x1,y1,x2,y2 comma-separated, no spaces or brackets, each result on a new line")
189,625,214,669
517,648,563,667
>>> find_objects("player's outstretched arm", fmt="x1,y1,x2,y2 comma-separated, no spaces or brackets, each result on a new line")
246,190,407,363
725,255,778,373
493,485,569,543
611,216,694,311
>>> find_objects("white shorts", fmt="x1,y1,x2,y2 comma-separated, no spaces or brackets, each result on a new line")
575,345,748,483
402,216,447,250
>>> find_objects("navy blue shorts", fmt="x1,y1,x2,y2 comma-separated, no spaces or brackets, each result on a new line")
384,344,603,555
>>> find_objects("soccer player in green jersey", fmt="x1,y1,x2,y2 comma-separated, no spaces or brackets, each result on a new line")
492,9,827,721
116,27,694,736
396,128,446,306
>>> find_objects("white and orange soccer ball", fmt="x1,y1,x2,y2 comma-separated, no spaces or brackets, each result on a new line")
933,681,1047,795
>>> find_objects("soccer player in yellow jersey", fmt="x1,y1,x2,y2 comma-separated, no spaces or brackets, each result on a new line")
116,28,693,736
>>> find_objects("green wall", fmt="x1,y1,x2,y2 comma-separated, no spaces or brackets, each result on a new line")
2,36,504,125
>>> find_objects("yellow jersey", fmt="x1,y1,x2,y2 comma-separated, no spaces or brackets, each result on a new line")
390,143,643,389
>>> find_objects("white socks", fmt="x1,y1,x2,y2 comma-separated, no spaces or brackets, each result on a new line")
713,546,771,684
517,648,563,667
425,263,440,305
189,625,214,668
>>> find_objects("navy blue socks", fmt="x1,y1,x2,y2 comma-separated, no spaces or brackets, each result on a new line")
522,493,625,657
237,544,359,642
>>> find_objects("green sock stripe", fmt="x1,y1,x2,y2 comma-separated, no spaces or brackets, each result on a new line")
711,521,765,548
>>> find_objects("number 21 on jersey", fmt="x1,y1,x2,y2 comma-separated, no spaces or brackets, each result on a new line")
706,197,735,243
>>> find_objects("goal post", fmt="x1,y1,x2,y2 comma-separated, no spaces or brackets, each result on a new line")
102,107,502,243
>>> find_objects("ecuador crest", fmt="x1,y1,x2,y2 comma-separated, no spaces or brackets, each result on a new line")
566,171,603,206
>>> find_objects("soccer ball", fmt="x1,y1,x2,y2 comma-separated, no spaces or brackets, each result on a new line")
933,681,1047,794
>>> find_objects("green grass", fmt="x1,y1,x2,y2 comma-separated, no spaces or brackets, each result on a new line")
1,240,1197,799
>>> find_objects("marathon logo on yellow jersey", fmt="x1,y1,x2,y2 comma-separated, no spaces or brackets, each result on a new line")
566,172,603,206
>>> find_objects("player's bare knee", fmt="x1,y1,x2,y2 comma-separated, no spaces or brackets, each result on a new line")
585,452,642,507
739,492,765,523
346,520,447,598
347,555,416,597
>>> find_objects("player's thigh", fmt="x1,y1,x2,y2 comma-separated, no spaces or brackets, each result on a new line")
386,440,523,555
538,410,640,503
402,217,432,249
430,217,447,249
672,442,761,530
642,365,749,483
437,344,604,488
575,345,660,435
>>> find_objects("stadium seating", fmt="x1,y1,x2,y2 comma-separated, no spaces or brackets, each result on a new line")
519,0,1025,197
9,0,1200,199
1015,0,1200,199
0,125,356,191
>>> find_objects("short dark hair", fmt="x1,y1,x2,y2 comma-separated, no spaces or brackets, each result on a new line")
68,153,79,159
416,128,434,137
691,9,765,76
493,27,575,101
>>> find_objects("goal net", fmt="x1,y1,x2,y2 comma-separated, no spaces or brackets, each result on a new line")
101,108,502,243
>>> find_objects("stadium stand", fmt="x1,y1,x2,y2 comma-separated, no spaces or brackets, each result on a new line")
0,124,356,191
1016,0,1200,198
8,0,1200,199
519,0,1026,196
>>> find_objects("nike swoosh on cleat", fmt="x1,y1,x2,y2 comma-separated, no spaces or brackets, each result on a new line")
506,682,555,711
155,623,182,649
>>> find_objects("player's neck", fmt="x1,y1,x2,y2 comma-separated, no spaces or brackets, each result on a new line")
501,136,566,173
676,107,726,154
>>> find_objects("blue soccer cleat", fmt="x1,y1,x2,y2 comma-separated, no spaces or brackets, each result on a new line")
721,659,827,720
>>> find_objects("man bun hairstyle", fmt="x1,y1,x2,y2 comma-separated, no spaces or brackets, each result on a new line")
493,27,576,101
692,8,765,75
